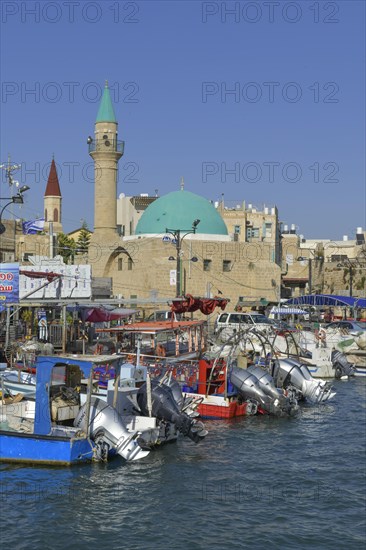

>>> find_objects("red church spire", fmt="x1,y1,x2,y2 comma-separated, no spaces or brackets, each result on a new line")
44,158,61,197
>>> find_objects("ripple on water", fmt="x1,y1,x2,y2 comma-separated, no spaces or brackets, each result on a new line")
0,379,365,549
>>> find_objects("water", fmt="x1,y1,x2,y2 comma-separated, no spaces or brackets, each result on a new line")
1,379,365,550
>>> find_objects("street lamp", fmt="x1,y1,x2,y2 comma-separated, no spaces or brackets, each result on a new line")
0,185,30,235
166,219,200,297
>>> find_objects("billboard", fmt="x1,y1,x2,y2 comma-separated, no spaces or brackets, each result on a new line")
19,264,91,299
0,263,19,308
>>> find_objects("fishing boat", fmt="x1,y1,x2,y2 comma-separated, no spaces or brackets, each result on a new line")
181,358,256,419
0,354,151,465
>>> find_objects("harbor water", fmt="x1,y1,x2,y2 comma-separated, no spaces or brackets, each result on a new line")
1,378,365,550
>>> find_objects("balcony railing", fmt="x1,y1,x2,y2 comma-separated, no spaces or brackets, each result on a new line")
88,139,125,155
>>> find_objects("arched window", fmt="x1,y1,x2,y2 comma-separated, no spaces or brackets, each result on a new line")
45,209,48,221
53,208,58,222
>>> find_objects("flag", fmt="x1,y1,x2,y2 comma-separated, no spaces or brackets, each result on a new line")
22,218,45,234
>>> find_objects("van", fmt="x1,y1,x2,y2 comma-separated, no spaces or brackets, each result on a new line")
214,311,273,334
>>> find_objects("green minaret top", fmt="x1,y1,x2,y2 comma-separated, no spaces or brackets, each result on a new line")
96,81,117,123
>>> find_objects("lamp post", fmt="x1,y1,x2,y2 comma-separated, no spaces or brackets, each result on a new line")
297,256,313,294
166,219,200,297
0,185,30,235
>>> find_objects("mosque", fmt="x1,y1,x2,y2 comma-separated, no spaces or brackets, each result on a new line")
86,83,282,306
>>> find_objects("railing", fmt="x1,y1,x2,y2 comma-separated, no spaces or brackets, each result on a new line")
88,139,125,155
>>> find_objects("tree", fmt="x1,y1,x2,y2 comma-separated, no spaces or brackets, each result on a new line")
75,221,91,255
56,233,76,264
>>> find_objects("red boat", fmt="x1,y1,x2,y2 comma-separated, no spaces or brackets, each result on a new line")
181,358,256,419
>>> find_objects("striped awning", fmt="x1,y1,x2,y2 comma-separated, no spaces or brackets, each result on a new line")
270,307,308,315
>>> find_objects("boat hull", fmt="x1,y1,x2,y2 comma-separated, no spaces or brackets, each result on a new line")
0,431,94,465
184,392,249,419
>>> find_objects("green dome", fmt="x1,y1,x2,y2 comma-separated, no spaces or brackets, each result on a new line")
135,190,228,235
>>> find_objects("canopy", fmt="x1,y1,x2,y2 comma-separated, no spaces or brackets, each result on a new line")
284,295,366,309
67,305,137,322
270,307,308,315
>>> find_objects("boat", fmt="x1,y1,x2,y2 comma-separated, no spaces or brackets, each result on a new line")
96,319,207,361
0,354,151,465
180,358,257,419
95,320,255,419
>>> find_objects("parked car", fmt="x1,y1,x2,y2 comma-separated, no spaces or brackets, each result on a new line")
214,312,273,334
325,321,366,334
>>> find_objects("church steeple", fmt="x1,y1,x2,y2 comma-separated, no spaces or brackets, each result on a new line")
44,158,62,232
44,158,61,197
96,81,117,123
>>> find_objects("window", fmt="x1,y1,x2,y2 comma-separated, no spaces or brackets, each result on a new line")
45,209,48,221
53,208,58,222
128,257,133,270
223,260,232,272
265,223,272,238
118,258,123,271
203,259,212,272
246,227,259,240
234,225,240,234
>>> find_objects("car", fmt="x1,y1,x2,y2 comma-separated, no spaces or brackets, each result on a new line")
325,321,366,334
214,311,273,334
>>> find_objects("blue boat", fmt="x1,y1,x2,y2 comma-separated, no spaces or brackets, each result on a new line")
0,354,150,465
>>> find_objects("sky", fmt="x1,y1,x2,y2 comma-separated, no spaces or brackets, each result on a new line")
0,0,365,239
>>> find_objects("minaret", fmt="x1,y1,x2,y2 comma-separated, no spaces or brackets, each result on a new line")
44,157,62,233
89,81,124,240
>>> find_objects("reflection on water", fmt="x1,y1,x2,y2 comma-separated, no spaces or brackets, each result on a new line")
1,380,365,549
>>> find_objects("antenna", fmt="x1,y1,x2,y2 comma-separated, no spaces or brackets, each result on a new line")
0,155,22,189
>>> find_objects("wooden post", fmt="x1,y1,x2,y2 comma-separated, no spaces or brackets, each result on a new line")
62,304,67,353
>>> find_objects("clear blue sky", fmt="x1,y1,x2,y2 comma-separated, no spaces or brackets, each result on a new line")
1,0,365,239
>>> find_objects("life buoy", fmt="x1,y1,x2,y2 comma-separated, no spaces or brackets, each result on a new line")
316,329,326,342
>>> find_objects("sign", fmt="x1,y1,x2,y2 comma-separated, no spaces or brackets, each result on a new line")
0,263,19,308
37,310,48,341
170,269,177,286
19,264,91,299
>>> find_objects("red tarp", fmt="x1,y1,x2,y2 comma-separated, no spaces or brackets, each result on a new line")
171,294,229,315
20,270,61,282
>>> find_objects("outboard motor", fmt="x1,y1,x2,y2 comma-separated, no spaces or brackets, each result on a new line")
271,358,336,403
230,367,290,416
331,350,356,379
74,397,150,462
137,380,207,443
247,365,299,416
158,376,200,417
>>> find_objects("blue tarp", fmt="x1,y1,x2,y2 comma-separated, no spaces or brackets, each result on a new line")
284,295,366,309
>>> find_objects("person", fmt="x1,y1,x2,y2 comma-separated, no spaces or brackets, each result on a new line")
155,342,166,357
315,323,327,348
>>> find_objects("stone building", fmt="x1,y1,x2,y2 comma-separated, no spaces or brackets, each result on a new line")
281,226,366,298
